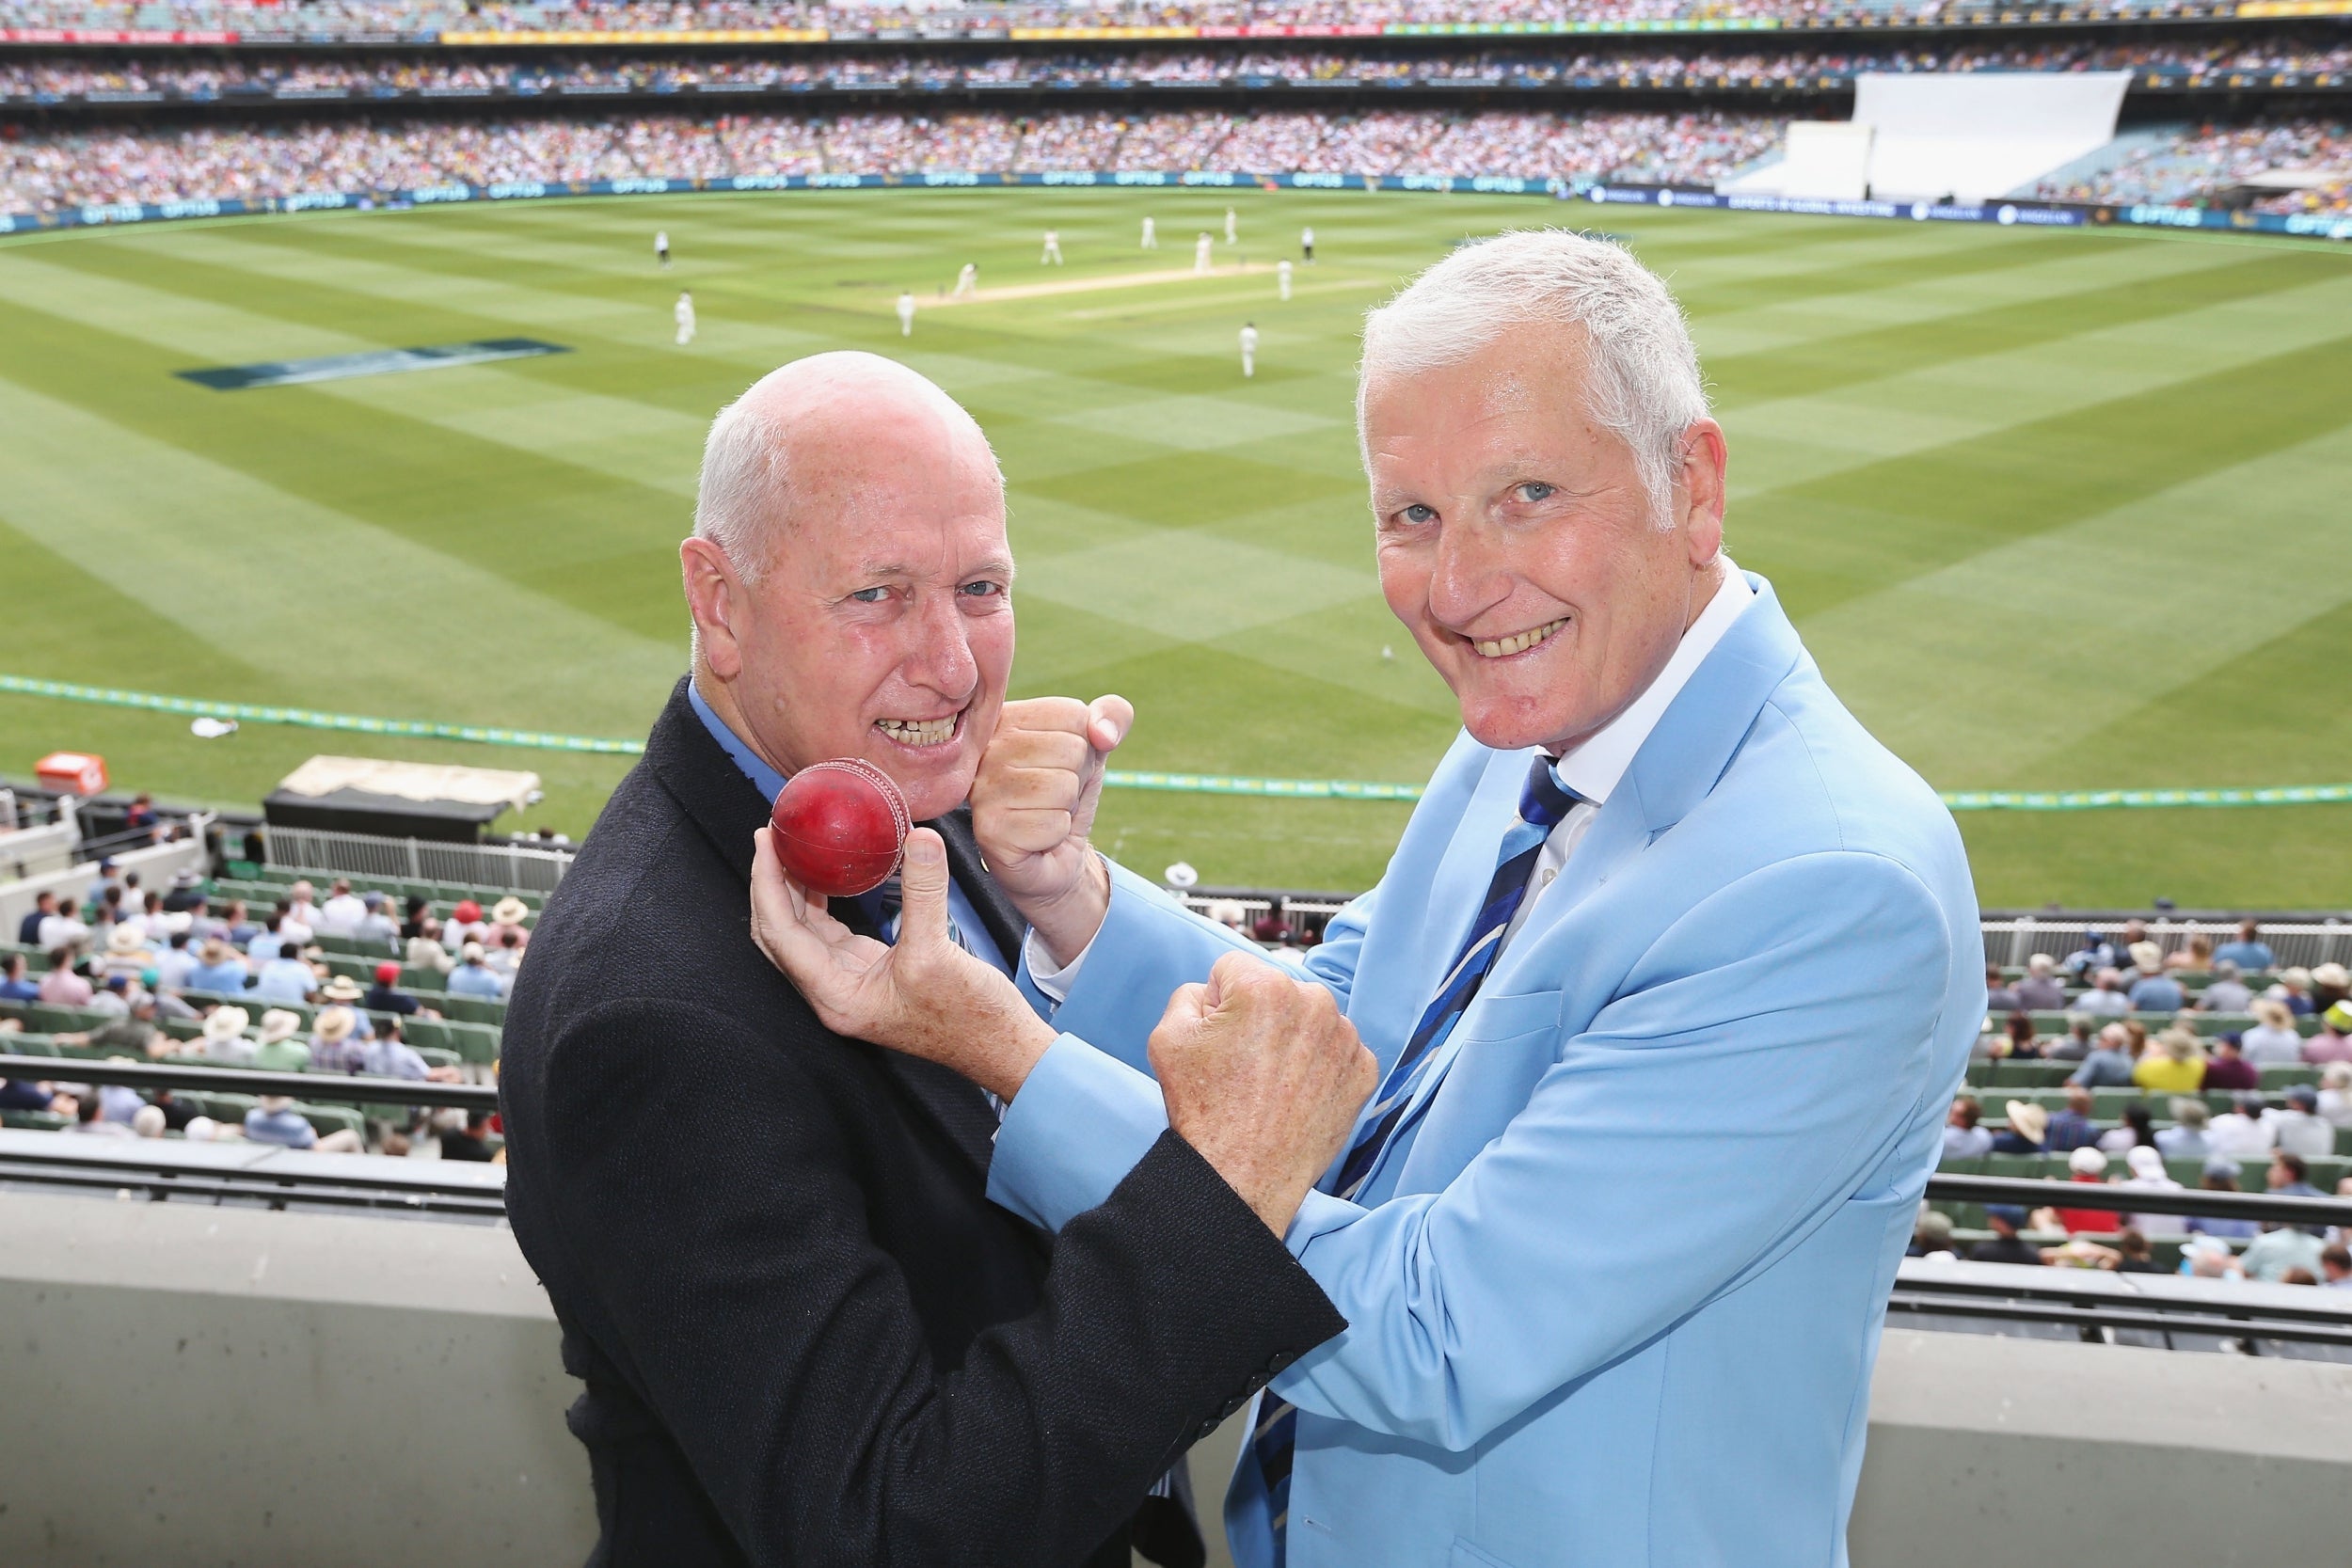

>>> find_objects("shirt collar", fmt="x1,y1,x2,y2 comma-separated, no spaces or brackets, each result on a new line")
1549,562,1755,806
688,676,787,805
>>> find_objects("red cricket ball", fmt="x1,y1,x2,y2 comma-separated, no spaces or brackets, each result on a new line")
770,757,911,897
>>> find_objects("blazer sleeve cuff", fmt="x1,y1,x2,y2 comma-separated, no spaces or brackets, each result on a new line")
990,1031,1168,1232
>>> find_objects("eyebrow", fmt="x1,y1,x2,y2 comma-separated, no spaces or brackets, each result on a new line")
849,555,1016,582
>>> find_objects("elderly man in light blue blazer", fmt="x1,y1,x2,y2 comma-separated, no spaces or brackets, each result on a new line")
753,230,1985,1568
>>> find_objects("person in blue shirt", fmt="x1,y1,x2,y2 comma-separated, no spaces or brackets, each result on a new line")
2212,919,2276,974
0,953,39,1001
249,947,318,1006
2069,1025,2138,1087
244,1095,318,1148
184,938,250,997
445,942,508,1001
2124,942,2184,1012
2185,1157,2261,1241
17,892,55,949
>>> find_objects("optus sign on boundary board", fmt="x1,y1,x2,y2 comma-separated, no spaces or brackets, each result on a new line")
2,170,2344,243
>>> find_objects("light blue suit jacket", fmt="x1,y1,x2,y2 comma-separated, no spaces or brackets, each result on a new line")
987,577,1984,1568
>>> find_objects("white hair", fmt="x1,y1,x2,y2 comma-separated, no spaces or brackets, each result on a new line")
693,389,790,586
1358,229,1710,517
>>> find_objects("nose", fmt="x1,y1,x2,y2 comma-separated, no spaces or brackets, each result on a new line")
1424,515,1514,633
901,588,978,703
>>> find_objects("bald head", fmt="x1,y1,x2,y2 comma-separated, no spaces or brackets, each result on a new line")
694,351,1001,585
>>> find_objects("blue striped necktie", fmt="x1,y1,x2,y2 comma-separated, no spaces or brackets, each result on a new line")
1250,754,1581,1560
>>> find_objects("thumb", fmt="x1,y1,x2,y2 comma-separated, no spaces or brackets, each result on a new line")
1087,694,1134,756
896,828,951,951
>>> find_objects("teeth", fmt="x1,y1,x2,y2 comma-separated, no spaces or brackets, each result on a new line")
1471,618,1568,658
876,716,958,747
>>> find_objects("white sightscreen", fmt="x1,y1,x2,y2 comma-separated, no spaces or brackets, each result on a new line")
1855,71,2130,203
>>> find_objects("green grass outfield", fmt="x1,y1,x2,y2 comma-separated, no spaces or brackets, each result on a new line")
2,186,2349,906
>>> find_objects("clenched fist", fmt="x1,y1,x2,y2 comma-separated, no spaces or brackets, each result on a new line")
971,694,1131,965
1148,953,1378,1235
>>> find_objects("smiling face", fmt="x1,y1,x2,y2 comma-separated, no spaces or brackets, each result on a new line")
1361,324,1726,756
683,361,1014,822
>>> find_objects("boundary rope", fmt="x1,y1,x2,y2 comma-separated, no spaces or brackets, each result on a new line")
5,673,2346,812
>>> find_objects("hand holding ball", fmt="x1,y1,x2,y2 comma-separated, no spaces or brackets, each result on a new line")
770,759,911,897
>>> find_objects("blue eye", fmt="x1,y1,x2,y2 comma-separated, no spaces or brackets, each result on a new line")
1517,483,1556,503
960,580,1004,598
849,587,888,604
1400,504,1437,526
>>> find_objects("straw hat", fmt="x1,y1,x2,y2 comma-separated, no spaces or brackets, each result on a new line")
312,1006,357,1043
257,1008,302,1046
200,1006,250,1043
105,924,147,955
2314,962,2350,989
2005,1101,2049,1145
2156,1028,2202,1061
2128,942,2163,973
199,938,230,965
491,896,529,927
461,942,486,964
2252,999,2293,1030
319,974,364,1003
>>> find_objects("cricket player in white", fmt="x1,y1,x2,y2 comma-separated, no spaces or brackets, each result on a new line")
655,230,670,269
1140,215,1157,249
1224,206,1238,244
896,291,916,337
1277,258,1293,300
1301,224,1315,262
1041,229,1063,265
1238,321,1258,378
1194,231,1214,275
952,262,977,297
673,290,694,346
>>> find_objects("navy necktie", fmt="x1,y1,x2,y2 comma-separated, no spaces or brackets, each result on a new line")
1251,754,1581,1560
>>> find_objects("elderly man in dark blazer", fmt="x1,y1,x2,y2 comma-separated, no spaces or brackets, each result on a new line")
499,352,1374,1568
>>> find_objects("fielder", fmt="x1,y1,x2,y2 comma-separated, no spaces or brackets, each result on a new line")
1194,231,1214,275
1140,215,1157,249
897,290,915,337
655,230,670,269
1278,258,1293,301
953,262,977,297
1239,321,1258,379
673,290,695,346
1041,229,1063,265
1225,206,1238,245
1302,224,1315,263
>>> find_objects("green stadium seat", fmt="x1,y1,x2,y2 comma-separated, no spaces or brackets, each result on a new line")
1,1110,71,1131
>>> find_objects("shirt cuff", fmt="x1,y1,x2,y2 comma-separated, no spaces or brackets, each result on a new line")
1022,923,1099,1006
988,1032,1168,1232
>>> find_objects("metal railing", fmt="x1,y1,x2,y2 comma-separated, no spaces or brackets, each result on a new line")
0,1054,498,1112
1979,915,2351,970
264,826,573,895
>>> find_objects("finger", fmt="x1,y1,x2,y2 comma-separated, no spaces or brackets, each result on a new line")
1087,694,1134,755
753,830,847,966
1204,949,1263,1009
895,828,951,952
998,695,1092,740
1155,981,1209,1035
978,806,1076,856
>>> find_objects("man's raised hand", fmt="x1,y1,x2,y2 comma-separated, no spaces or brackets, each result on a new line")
971,695,1131,964
1149,953,1378,1235
750,824,1055,1101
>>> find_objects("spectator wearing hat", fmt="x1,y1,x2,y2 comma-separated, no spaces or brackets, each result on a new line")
2199,959,2253,1015
2132,1028,2205,1094
2042,1085,2099,1152
354,893,400,951
197,1005,256,1064
2124,943,2182,1012
1942,1096,1993,1159
37,948,93,1006
1906,1207,1955,1259
308,1006,368,1074
316,972,374,1025
2212,920,2274,974
55,991,162,1059
2311,962,2350,1012
2318,1063,2352,1131
2116,1146,2185,1234
2207,1093,2275,1162
2240,1000,2304,1068
101,922,156,987
1968,1206,2042,1266
2266,1093,2334,1162
447,942,507,1001
2267,967,2316,1018
364,961,437,1019
2014,954,2067,1011
2054,1146,2121,1234
316,879,367,937
2304,1002,2352,1065
0,953,37,1002
2201,1035,2260,1092
444,899,488,953
84,974,133,1020
487,896,532,950
2155,1097,2211,1161
1990,1101,2049,1155
2066,1023,2136,1087
2074,968,2130,1018
249,1008,310,1072
185,938,248,996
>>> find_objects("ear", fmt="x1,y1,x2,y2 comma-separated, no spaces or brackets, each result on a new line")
680,537,747,681
1677,418,1728,566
